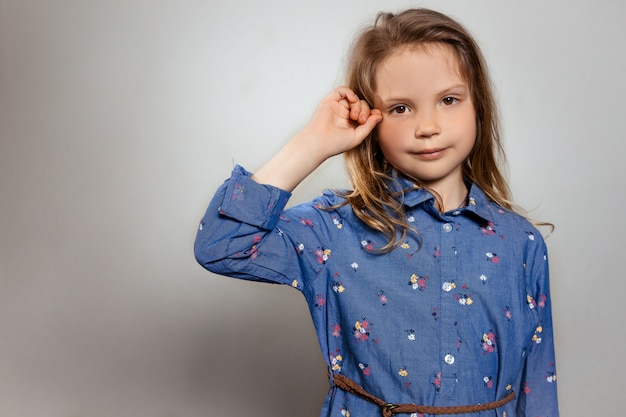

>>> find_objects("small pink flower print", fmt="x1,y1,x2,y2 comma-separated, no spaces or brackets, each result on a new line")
354,319,371,341
331,324,341,337
434,246,440,258
313,247,331,264
231,183,244,201
481,222,496,236
300,217,313,227
245,245,259,260
454,287,473,306
432,372,441,391
409,274,428,291
486,252,500,263
432,307,440,320
483,376,494,388
527,295,537,309
504,306,512,321
358,362,371,376
313,294,326,309
361,240,374,251
377,290,388,305
523,381,531,395
481,331,496,353
537,294,547,308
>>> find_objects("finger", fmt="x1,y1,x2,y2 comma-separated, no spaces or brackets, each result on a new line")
354,112,383,141
349,99,362,122
332,87,359,104
356,100,371,124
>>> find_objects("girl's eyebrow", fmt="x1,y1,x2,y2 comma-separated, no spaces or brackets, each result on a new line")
378,84,469,106
437,84,469,95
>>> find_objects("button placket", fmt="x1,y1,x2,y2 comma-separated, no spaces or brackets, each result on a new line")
438,217,460,379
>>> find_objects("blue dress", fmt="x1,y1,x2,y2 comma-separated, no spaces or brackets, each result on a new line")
194,165,559,417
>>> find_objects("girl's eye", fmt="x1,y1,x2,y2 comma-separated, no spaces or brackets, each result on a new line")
442,97,458,106
392,105,408,114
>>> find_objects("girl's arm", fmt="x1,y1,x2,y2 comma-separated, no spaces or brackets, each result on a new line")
519,239,560,416
194,88,380,284
252,87,382,191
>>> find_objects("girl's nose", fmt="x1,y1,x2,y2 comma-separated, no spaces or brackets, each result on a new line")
414,110,441,138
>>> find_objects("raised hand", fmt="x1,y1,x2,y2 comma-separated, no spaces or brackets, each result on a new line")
252,87,382,192
300,87,383,158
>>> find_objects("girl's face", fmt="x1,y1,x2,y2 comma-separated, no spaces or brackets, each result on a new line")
374,44,476,195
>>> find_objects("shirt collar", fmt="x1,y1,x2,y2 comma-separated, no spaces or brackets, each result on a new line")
387,172,498,223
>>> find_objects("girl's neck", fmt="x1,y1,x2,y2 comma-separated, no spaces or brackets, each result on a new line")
440,186,469,212
425,175,469,212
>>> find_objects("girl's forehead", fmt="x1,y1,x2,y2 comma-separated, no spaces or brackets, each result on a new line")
375,43,467,94
383,43,464,77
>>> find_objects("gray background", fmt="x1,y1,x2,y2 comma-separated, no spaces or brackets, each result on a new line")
1,0,624,416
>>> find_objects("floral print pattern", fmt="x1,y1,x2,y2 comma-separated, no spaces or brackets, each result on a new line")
194,165,559,417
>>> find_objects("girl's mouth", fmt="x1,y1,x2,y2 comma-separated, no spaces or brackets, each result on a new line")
416,148,446,160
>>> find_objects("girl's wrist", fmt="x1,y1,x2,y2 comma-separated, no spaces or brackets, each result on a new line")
251,132,329,192
290,130,334,166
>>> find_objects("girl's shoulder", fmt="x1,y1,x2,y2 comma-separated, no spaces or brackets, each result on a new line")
288,189,352,217
470,186,547,244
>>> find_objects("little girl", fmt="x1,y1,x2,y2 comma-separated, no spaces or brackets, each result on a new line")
195,8,558,417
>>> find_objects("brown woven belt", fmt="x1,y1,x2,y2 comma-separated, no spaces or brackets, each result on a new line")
332,374,515,417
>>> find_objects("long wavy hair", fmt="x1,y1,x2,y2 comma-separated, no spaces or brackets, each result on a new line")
338,8,512,252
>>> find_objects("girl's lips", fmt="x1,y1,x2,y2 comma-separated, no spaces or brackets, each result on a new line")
416,148,446,160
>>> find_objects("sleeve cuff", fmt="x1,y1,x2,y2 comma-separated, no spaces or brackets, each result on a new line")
217,165,292,230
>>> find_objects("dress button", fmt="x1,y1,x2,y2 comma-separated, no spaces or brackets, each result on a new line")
442,223,453,233
444,354,455,365
442,282,453,292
